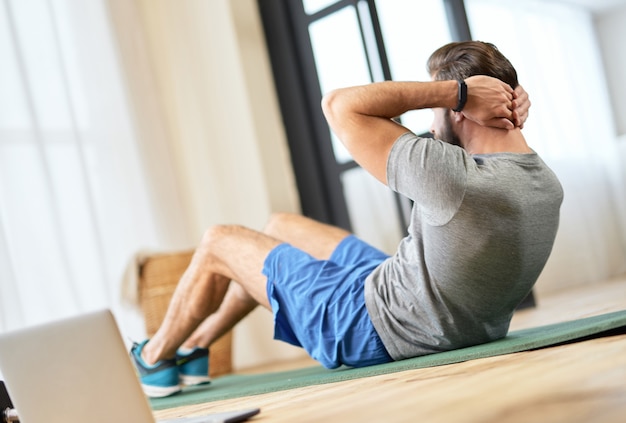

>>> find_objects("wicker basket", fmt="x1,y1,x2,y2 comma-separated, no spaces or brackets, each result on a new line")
137,250,233,377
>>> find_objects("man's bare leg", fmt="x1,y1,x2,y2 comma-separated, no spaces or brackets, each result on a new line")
143,214,352,363
141,225,280,365
263,212,351,259
181,213,351,350
181,282,256,350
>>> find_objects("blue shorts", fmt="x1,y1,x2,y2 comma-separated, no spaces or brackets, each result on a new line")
263,235,393,369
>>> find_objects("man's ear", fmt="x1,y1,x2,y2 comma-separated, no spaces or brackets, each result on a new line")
451,110,464,123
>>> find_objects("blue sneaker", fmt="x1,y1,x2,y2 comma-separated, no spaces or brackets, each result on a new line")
130,340,181,398
176,347,211,386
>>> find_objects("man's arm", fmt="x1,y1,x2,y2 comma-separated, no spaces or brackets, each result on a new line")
321,76,516,184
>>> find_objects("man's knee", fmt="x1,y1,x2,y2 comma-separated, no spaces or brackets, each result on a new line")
263,212,297,236
200,224,246,249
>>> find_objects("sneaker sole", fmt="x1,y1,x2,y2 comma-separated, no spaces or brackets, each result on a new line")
179,374,211,386
141,383,181,398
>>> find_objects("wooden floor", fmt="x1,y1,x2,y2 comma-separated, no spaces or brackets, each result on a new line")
154,276,626,423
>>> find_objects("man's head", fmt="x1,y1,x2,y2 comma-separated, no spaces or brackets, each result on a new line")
427,41,518,88
427,41,518,146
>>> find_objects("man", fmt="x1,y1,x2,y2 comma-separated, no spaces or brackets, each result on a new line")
131,41,562,398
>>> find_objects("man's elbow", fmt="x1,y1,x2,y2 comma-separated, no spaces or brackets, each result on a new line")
322,88,353,129
321,89,339,122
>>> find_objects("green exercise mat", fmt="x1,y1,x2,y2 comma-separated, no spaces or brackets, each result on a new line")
150,310,626,411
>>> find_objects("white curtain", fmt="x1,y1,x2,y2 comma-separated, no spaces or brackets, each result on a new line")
0,0,190,332
466,0,626,293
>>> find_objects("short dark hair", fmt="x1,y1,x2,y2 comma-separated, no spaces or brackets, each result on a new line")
427,41,518,89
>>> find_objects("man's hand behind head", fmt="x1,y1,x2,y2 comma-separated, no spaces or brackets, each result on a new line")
461,75,530,130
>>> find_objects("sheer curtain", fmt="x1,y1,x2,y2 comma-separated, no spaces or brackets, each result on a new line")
466,0,626,294
0,0,190,333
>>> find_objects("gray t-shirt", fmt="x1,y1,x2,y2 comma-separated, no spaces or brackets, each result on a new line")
364,132,563,360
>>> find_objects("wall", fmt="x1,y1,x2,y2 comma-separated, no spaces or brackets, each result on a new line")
595,3,626,262
596,3,626,136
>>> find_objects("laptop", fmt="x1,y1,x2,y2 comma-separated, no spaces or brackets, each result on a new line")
0,309,259,423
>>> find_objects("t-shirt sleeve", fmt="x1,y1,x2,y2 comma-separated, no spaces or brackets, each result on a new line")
386,132,468,226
